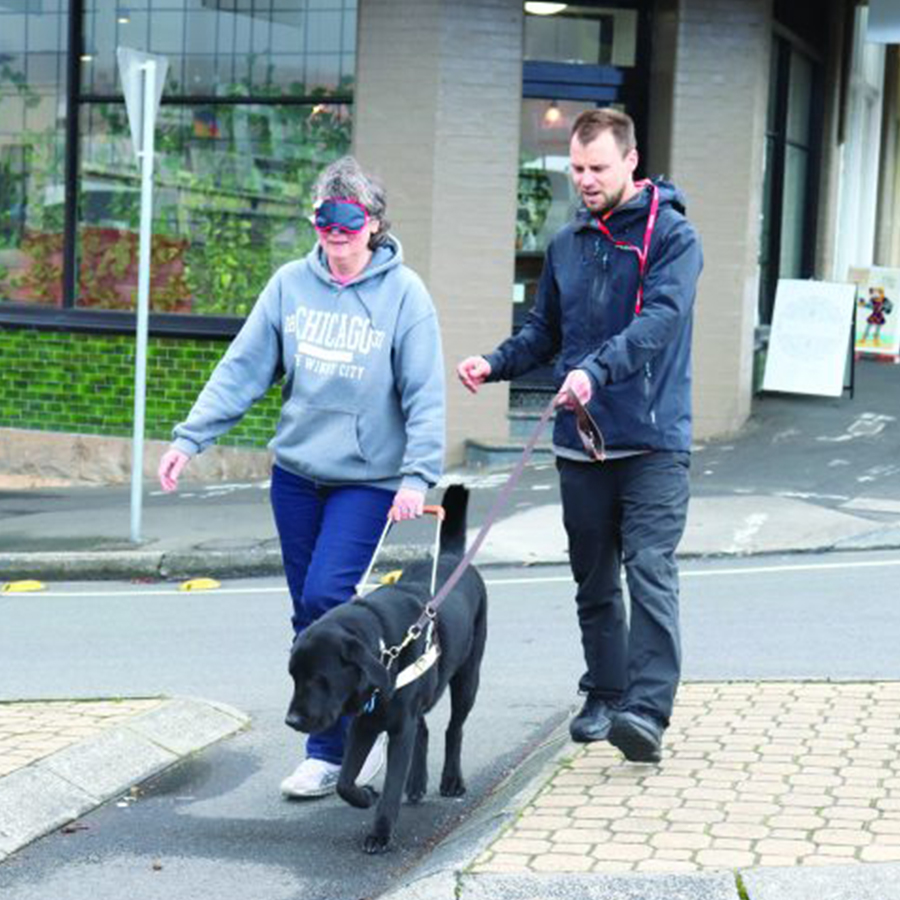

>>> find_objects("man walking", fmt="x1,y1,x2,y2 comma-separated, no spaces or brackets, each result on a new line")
458,108,702,763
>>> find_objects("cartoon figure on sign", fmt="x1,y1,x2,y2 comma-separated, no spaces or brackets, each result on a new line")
859,286,893,346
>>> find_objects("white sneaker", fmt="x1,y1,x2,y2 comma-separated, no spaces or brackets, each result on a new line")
280,734,387,799
356,733,387,787
280,758,341,798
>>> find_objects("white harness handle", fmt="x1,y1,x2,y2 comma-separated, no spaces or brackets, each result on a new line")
354,505,445,599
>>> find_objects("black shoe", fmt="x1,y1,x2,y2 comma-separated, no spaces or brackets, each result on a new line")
569,696,614,743
608,710,663,763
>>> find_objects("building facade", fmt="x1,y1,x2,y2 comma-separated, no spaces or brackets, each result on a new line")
0,0,897,482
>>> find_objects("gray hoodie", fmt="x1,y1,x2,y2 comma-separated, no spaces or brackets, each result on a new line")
172,237,445,493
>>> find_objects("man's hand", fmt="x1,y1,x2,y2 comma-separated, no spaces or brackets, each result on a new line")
457,356,492,394
555,369,593,409
158,448,190,492
389,487,425,522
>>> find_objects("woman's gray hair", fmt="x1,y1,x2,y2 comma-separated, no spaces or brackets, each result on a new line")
314,155,391,249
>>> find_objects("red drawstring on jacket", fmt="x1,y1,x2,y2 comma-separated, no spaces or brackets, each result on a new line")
593,179,660,316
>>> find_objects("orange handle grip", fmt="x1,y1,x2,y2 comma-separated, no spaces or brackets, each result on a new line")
423,504,446,521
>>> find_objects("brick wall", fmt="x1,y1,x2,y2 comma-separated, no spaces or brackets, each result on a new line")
0,328,280,446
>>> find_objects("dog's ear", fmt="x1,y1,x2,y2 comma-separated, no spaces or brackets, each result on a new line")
343,635,394,700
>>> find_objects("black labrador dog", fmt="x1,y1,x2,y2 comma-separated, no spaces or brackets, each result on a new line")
285,484,487,853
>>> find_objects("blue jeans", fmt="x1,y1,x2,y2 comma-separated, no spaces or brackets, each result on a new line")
270,464,394,764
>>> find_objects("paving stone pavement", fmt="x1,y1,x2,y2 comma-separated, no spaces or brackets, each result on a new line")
471,681,900,876
0,699,164,778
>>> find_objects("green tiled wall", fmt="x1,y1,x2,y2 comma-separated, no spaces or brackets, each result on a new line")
0,328,280,446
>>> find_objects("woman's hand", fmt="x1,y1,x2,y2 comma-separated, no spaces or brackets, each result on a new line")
389,487,425,522
158,448,190,492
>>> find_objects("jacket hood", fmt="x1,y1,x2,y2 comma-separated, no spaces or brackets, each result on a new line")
308,235,404,286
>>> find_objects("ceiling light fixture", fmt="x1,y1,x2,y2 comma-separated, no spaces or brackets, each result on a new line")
524,2,568,15
542,100,563,127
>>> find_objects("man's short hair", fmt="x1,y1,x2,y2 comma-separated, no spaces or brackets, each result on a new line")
571,108,636,156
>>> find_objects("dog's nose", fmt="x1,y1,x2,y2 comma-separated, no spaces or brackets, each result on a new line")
285,711,304,732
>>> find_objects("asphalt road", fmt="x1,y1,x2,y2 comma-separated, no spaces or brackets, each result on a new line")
2,551,900,899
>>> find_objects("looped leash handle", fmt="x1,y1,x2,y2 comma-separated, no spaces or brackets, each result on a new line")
421,389,607,624
567,389,606,462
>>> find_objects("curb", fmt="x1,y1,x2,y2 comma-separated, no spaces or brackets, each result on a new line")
6,535,900,583
0,544,443,583
0,696,249,860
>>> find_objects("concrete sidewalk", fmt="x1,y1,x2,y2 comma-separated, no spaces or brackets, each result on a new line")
0,697,249,862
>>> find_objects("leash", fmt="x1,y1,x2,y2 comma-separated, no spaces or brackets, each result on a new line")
383,390,605,665
356,391,603,703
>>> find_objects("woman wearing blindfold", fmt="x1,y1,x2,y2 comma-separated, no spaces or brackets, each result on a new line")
158,155,445,799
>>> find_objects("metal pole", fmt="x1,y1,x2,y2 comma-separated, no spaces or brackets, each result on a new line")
130,60,156,544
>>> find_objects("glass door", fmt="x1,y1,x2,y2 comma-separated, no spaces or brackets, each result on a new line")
512,2,648,397
758,35,822,324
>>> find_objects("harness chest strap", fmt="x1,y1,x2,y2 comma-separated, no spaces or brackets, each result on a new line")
378,620,440,691
393,643,440,689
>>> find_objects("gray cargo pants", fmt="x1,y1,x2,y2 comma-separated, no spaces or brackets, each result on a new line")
557,451,690,727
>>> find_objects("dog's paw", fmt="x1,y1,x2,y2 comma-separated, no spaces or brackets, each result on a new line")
362,832,392,854
406,786,426,805
439,774,467,798
338,784,378,809
406,769,428,804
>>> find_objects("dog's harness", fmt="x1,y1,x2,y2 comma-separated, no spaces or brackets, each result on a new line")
354,392,604,704
354,506,445,698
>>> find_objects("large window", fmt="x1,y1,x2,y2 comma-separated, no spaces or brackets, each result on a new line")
0,0,355,324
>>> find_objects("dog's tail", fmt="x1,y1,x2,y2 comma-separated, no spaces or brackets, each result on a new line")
439,484,469,556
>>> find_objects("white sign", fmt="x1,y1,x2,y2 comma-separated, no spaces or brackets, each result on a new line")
762,279,857,398
116,47,168,162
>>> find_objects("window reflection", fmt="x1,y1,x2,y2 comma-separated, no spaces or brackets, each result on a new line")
1,0,356,314
524,5,637,67
518,98,590,252
77,102,351,315
0,3,67,305
82,0,356,97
